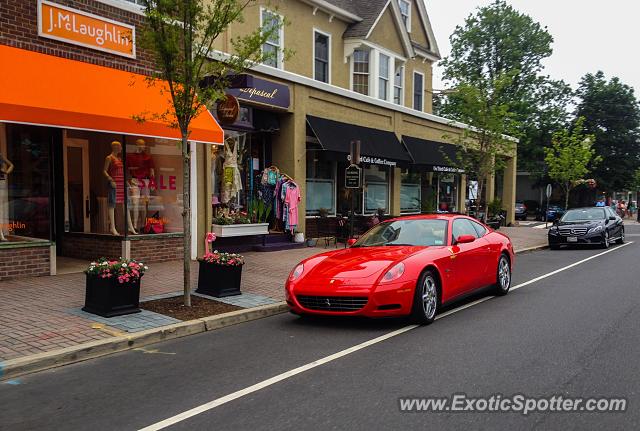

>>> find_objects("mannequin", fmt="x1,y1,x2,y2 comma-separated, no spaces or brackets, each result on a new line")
127,138,155,231
0,153,14,241
103,141,137,235
221,135,243,204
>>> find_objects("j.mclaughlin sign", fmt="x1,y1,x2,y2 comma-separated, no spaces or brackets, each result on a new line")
37,0,136,58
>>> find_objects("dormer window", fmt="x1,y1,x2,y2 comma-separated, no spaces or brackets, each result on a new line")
398,0,411,31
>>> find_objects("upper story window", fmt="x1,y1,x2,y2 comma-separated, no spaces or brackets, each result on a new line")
398,0,411,31
378,53,390,101
413,71,424,111
261,9,284,69
394,62,404,105
352,49,370,95
314,30,330,83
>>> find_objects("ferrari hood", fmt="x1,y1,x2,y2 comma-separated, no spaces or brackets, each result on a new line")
307,246,424,280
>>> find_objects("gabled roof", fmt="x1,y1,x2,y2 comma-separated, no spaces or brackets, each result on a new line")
320,0,440,60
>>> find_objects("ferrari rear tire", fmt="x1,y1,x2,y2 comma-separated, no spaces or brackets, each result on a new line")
494,254,511,296
411,270,439,325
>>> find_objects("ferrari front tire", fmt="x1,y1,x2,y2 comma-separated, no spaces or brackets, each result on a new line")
494,254,511,296
411,270,439,325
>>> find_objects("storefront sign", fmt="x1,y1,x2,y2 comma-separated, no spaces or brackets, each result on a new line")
347,154,397,167
216,94,240,125
37,0,136,58
227,76,290,109
345,164,362,189
432,165,464,173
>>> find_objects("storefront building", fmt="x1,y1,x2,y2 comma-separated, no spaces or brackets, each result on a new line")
210,0,517,240
0,0,223,280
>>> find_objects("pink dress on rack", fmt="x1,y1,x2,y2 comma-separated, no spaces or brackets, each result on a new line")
285,184,301,231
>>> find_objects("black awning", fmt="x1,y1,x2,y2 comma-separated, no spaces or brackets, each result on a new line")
402,136,463,172
307,116,411,164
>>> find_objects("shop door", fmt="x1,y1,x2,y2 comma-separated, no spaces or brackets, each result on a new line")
63,137,90,233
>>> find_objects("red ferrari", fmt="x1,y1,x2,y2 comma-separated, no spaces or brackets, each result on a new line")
286,214,514,324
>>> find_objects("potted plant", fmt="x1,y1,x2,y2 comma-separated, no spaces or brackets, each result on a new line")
196,238,245,297
83,258,148,317
211,207,269,237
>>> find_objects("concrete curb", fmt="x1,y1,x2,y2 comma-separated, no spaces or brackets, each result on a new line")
0,302,288,381
1,246,548,381
515,244,549,254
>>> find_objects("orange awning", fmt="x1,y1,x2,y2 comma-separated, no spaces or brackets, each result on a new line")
0,45,223,144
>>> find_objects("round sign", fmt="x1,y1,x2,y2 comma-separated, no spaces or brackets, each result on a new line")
216,94,240,125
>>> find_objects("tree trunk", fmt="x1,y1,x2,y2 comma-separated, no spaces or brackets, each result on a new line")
182,132,191,307
564,182,570,209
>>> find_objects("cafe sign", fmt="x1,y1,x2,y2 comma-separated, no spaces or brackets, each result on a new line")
37,0,136,58
347,154,397,167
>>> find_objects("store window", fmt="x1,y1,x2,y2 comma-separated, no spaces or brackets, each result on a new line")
352,49,370,95
261,9,284,69
364,165,390,214
400,169,421,213
0,124,52,243
125,136,183,234
378,53,390,101
306,157,335,216
437,173,459,213
61,130,184,236
314,31,330,83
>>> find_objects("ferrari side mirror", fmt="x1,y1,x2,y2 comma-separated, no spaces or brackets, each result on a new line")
455,234,475,244
347,238,357,247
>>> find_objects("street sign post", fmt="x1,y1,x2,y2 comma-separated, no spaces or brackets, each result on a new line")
347,140,362,241
545,184,552,228
345,164,361,189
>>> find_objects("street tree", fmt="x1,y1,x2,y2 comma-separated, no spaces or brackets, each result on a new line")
576,71,640,192
544,117,600,209
437,0,571,175
138,0,284,306
444,74,517,220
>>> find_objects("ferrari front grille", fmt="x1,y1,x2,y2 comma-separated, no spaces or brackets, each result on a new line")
296,295,368,311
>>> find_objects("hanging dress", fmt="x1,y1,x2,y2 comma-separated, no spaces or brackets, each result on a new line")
107,155,125,205
221,137,243,204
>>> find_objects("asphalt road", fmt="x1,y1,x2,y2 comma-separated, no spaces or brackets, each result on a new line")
2,225,640,431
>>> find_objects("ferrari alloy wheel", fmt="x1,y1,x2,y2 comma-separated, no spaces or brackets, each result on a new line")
411,270,439,325
495,255,511,296
617,228,625,244
601,230,610,249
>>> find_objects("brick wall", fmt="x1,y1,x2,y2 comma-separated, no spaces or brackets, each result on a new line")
0,245,51,281
0,0,155,75
60,234,123,261
130,235,183,263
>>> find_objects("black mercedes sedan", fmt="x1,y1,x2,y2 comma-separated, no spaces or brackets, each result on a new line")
548,207,624,249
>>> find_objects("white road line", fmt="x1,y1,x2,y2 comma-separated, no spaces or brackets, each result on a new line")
138,242,634,431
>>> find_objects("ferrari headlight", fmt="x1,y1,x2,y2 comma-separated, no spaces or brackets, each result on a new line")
588,225,604,234
289,263,304,281
381,263,405,283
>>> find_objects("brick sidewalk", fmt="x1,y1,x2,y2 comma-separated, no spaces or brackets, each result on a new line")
0,229,545,362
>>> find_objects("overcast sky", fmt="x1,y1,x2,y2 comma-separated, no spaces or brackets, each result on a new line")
428,0,639,95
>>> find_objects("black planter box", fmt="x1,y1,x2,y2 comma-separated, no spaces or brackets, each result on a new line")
82,274,142,317
196,261,242,297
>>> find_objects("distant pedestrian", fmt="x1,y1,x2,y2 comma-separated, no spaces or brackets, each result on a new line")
618,200,627,218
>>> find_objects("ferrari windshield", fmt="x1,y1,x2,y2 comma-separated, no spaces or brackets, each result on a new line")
561,208,605,222
354,219,448,247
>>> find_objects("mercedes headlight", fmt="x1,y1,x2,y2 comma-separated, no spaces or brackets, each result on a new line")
588,225,604,234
